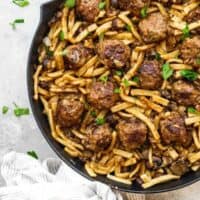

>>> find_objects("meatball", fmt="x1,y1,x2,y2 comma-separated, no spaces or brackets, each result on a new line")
56,94,84,128
180,36,200,67
84,123,112,151
118,0,150,16
170,159,189,176
158,0,183,4
139,60,162,90
87,81,118,109
116,118,148,150
160,112,192,147
65,44,92,69
138,12,168,43
172,80,200,106
186,7,200,33
76,0,100,23
97,40,130,68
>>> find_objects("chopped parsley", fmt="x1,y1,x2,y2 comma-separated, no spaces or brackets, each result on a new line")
123,79,130,87
99,75,108,83
181,24,190,40
10,19,24,30
180,69,198,81
27,151,38,159
2,106,9,114
155,52,161,61
65,0,75,8
13,103,30,117
12,0,29,7
59,30,65,41
114,87,121,94
132,76,139,83
162,63,173,80
125,24,131,32
187,107,197,114
98,1,106,10
115,70,123,76
90,110,97,117
140,6,148,18
95,117,105,125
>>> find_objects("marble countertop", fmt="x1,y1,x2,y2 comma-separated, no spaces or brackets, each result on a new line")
0,0,199,199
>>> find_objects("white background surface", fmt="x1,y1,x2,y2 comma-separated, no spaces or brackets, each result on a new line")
0,0,200,199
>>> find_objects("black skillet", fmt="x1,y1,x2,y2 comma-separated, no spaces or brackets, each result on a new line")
27,0,200,194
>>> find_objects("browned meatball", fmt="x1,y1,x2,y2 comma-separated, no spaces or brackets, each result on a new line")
180,36,200,67
56,94,84,128
172,80,200,106
170,159,189,176
76,0,100,23
160,112,192,147
87,81,118,109
186,7,200,33
158,0,183,4
139,60,162,90
84,123,112,151
116,118,147,150
138,12,168,43
118,0,150,16
97,40,130,68
65,44,92,69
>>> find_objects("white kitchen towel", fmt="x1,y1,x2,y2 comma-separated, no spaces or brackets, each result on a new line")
0,151,122,200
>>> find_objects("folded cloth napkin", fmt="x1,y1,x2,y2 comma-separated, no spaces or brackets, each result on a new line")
0,151,122,200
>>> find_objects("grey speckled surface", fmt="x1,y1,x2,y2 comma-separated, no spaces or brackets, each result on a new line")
0,0,200,199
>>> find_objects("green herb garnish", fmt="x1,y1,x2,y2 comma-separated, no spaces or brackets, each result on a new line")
132,76,139,83
181,24,190,40
90,110,97,117
123,79,130,87
162,63,173,80
95,117,105,125
125,24,131,32
155,52,161,61
2,106,9,114
140,6,148,18
27,151,38,159
59,30,65,41
187,107,197,114
99,75,108,83
65,0,75,8
180,69,198,81
12,0,29,7
10,19,24,30
98,1,106,10
114,88,121,94
115,70,123,76
13,103,30,117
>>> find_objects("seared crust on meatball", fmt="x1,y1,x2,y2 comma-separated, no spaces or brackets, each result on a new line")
172,80,200,106
87,81,118,109
139,12,168,43
116,118,147,150
160,112,192,147
65,44,92,68
118,0,150,16
180,36,200,67
76,0,100,22
139,60,162,90
158,0,183,4
84,123,112,151
56,94,84,128
97,40,131,68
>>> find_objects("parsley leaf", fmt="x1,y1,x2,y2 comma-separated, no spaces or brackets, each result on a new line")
90,110,97,117
132,76,139,83
95,117,105,125
27,151,38,159
99,75,108,83
181,24,190,40
59,30,65,41
125,24,131,32
2,106,9,114
180,69,198,81
10,19,24,30
13,103,30,117
12,0,29,7
98,1,106,10
123,79,130,87
187,107,197,114
155,52,161,61
115,70,123,76
162,63,173,80
65,0,75,8
114,87,121,94
140,6,148,18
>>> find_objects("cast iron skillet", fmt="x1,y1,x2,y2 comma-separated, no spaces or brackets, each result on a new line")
27,0,200,194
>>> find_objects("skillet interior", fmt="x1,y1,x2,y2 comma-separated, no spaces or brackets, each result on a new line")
27,0,200,193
